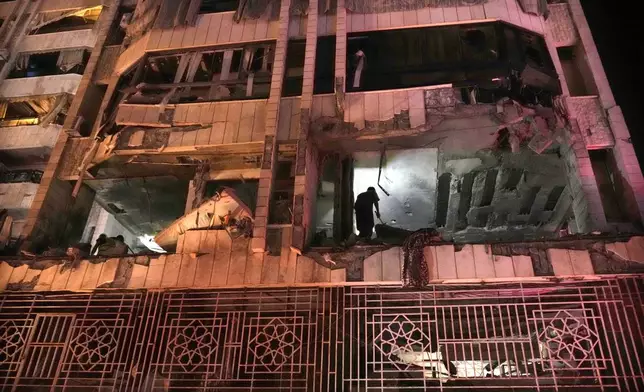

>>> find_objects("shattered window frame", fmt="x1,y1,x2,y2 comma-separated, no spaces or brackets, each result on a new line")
29,6,103,35
129,42,276,104
346,22,558,94
7,50,90,80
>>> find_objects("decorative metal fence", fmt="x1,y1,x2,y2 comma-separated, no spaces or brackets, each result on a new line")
1,277,643,391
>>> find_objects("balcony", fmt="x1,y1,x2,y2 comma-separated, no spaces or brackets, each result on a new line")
0,74,82,99
146,11,279,52
0,124,61,151
19,29,97,54
0,124,61,167
0,181,38,220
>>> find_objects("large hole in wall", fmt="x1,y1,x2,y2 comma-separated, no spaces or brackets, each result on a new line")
353,149,439,234
346,21,559,102
81,199,144,255
81,176,189,254
132,44,275,104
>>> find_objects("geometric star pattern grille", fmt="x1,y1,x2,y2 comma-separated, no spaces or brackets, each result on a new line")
69,320,119,372
249,318,301,372
374,314,432,371
1,281,644,391
0,321,27,365
168,320,219,373
538,310,600,370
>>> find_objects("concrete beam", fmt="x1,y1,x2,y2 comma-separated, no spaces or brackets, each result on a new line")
0,0,102,18
567,0,616,109
0,74,82,99
0,124,61,151
19,29,97,54
334,0,347,118
291,0,320,251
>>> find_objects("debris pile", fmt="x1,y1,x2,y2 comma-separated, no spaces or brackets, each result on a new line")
402,229,441,287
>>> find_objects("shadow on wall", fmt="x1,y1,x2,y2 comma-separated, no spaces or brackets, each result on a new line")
353,148,439,232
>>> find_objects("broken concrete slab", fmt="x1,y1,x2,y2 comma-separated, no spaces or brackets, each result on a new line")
155,187,254,252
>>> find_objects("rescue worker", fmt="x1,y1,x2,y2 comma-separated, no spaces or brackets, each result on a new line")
91,234,107,255
354,187,381,240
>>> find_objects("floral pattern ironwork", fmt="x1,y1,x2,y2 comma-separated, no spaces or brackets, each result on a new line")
538,310,600,370
168,319,219,373
249,318,301,372
0,321,28,365
374,314,432,371
69,320,118,371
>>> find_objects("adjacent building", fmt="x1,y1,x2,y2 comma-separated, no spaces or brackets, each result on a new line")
0,0,643,390
0,0,104,241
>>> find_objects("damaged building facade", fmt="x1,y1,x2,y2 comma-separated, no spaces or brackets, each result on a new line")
0,0,103,245
1,0,644,390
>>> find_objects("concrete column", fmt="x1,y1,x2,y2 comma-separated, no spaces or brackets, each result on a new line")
251,0,292,253
185,181,196,215
567,0,615,109
543,31,571,98
608,106,644,224
291,0,319,250
562,120,608,233
568,0,644,225
334,0,347,117
444,175,461,232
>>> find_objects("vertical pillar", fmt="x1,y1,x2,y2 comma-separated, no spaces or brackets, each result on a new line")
291,0,319,250
567,0,615,109
608,106,644,224
567,0,644,225
185,181,197,215
562,119,608,233
335,0,347,117
251,0,292,252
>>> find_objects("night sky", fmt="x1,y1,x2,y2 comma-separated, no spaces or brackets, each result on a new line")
581,1,644,166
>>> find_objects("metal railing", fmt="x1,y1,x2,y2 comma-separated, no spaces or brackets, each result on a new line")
0,277,643,390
